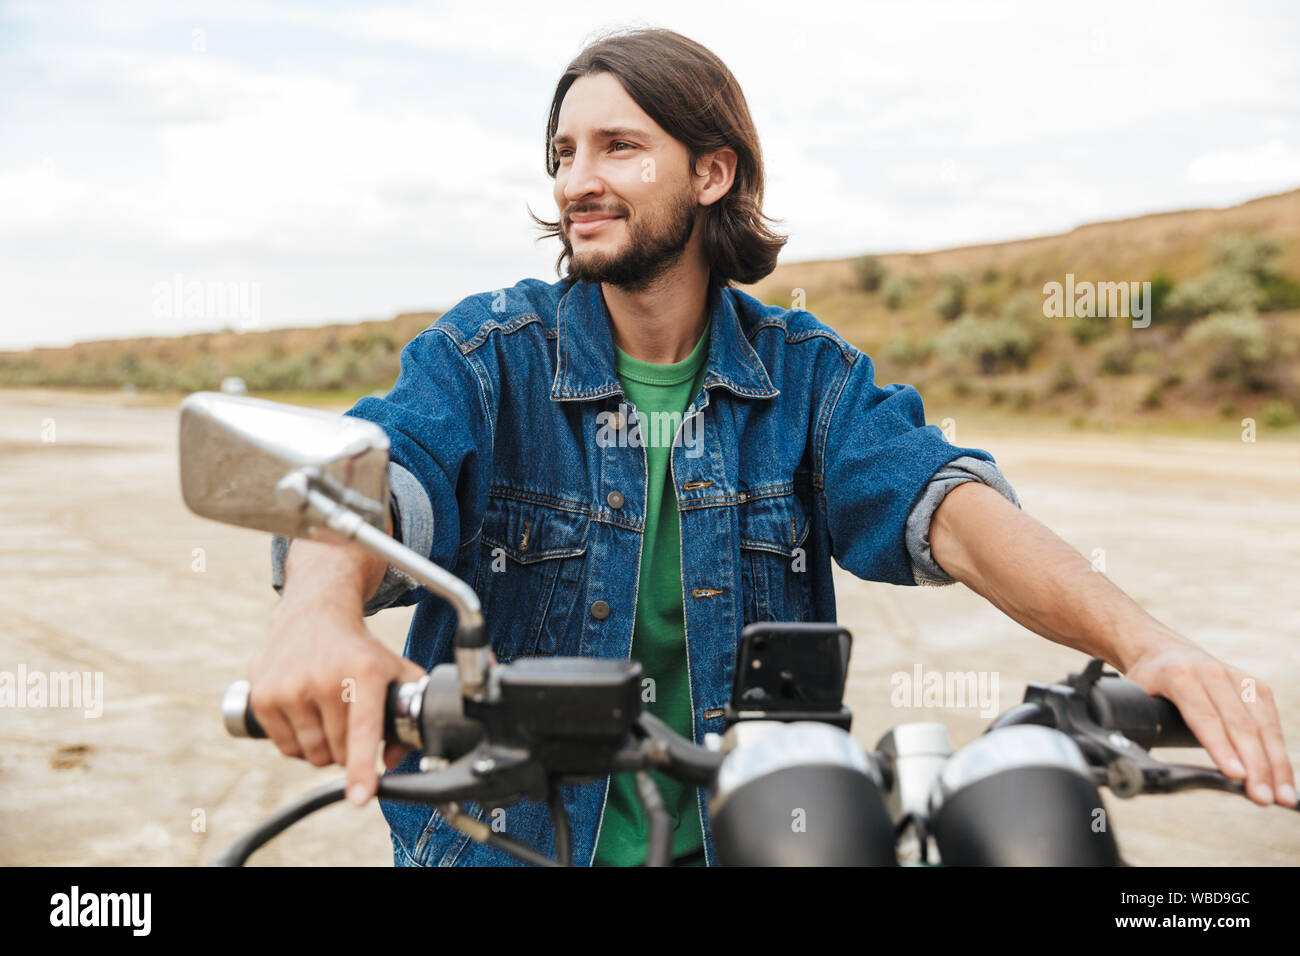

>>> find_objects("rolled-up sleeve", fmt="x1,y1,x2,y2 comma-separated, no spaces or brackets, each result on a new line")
268,315,493,617
904,455,1020,586
269,461,437,616
820,349,1013,587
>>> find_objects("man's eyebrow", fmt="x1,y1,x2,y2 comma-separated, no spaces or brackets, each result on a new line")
550,126,653,148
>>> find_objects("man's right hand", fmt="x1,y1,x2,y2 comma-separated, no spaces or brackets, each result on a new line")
250,532,427,806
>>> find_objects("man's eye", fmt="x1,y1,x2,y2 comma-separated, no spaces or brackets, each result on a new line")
611,141,634,152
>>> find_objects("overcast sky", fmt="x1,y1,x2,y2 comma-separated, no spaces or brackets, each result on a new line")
1,0,1297,350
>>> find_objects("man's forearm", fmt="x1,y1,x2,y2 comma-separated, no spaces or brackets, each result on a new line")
278,509,393,614
929,481,1183,671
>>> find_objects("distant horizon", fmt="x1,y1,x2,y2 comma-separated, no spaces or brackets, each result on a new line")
5,185,1294,355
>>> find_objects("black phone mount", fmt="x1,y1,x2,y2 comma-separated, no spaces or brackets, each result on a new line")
723,622,853,730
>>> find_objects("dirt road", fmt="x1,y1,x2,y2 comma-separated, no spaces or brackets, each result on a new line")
1,389,1297,865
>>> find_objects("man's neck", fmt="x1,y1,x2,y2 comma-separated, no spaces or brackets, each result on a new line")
601,259,711,365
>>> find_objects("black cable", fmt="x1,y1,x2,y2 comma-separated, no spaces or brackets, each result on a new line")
548,785,572,866
636,711,724,784
635,770,672,867
483,830,562,867
210,780,348,867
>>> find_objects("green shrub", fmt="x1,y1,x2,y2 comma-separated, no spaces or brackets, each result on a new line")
1262,400,1296,428
1097,337,1136,375
852,255,887,292
980,265,1000,284
1210,234,1282,282
1070,311,1112,344
1146,272,1174,321
881,275,915,310
930,272,967,321
1260,274,1300,311
1140,383,1163,409
970,284,1000,316
1133,350,1161,373
1001,291,1038,324
1185,313,1274,389
883,338,930,367
1050,359,1078,393
1165,269,1263,323
935,313,1040,374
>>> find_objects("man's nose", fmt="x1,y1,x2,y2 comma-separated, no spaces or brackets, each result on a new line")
562,148,605,203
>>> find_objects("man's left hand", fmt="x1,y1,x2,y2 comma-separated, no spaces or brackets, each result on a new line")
1124,636,1297,808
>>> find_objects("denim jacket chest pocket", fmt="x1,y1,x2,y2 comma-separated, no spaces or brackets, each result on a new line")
474,493,588,660
737,489,813,624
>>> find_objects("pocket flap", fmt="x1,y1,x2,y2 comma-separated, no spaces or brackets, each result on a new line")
738,493,810,556
480,495,588,564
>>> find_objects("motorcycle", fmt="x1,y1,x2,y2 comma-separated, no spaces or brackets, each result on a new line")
178,391,1293,867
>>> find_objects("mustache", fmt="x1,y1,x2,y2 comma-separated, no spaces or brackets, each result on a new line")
566,206,626,221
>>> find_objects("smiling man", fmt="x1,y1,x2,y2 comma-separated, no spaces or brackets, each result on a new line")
259,27,1296,867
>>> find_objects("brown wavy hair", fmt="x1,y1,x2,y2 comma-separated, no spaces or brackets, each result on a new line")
529,28,787,288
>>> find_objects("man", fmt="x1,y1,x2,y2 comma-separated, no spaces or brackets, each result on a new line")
256,28,1295,866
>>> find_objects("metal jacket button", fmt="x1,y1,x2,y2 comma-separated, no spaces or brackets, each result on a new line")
606,491,625,509
590,600,611,620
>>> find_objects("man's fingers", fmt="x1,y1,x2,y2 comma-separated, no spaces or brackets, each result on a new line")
284,699,332,768
252,699,302,760
1205,668,1274,805
319,690,350,769
1234,675,1297,806
344,675,385,806
1171,679,1244,781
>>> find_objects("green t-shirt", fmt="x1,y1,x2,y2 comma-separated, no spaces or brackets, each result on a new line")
592,320,711,867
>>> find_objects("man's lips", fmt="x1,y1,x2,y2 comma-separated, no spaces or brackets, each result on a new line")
569,214,623,237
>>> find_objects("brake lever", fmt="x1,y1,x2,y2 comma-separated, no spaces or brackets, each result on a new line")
1037,659,1300,811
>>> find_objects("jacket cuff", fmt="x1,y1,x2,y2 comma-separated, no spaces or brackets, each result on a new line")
905,455,1021,586
269,461,434,615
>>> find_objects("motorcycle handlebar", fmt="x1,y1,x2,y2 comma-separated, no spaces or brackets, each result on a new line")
222,668,1203,769
1087,675,1200,749
221,679,411,747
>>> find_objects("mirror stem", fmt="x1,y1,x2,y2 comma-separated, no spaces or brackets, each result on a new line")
277,470,491,699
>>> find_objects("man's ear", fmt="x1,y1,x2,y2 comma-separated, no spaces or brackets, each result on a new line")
693,147,738,208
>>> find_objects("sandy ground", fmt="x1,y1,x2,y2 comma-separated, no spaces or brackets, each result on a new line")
1,388,1297,866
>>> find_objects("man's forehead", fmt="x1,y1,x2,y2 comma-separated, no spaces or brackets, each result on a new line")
553,74,662,143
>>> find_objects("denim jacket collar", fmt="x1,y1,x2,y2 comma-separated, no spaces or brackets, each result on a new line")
550,278,779,403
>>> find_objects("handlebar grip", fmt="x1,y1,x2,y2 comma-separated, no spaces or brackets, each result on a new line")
222,680,266,739
1148,694,1199,749
221,679,422,747
1088,676,1199,749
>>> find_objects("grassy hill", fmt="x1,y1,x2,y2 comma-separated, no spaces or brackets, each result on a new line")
738,189,1300,429
3,188,1299,429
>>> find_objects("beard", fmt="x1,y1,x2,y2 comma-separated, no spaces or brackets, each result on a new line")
562,185,697,292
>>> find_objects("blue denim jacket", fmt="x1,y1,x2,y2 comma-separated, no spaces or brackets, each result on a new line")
271,276,1017,866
